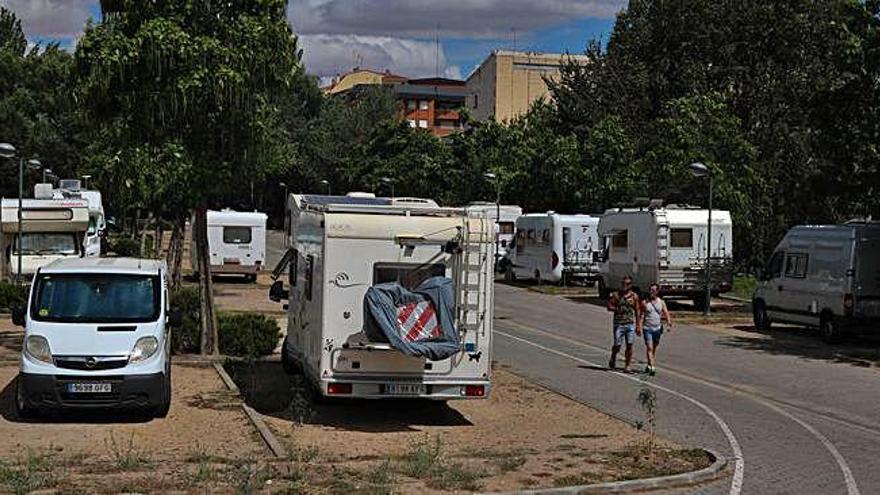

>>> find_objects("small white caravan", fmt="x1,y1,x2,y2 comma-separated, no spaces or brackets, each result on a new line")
510,213,602,284
192,209,267,282
597,204,734,305
13,257,179,417
466,202,523,271
271,193,494,400
752,221,880,343
1,193,90,279
53,180,106,258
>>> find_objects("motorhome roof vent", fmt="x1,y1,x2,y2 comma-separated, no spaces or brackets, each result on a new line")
547,210,556,215
34,183,54,199
648,199,665,210
59,179,82,192
391,197,439,207
346,192,376,199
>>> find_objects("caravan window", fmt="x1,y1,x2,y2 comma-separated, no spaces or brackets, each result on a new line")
785,253,809,279
611,230,628,250
670,229,693,248
14,233,79,255
498,222,515,235
223,226,252,244
373,263,446,290
304,255,315,301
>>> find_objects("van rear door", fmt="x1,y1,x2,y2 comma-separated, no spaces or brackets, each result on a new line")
856,233,880,318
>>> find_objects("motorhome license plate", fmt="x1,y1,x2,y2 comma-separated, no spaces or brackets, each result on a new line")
384,383,426,395
67,383,112,393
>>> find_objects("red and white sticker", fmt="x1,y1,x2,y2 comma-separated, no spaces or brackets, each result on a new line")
396,301,442,342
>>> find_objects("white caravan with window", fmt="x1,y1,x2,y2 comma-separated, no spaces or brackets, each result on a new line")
597,205,734,305
270,193,493,400
510,213,602,285
52,180,106,258
1,195,89,279
752,221,880,343
192,209,267,282
466,203,522,272
12,258,180,418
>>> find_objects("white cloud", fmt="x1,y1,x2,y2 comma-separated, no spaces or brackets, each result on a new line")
0,0,94,39
300,34,461,79
289,0,625,38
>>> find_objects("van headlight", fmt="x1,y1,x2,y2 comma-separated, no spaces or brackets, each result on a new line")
129,336,159,364
25,336,53,364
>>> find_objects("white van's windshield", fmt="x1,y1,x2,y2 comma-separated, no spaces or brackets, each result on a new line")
31,274,160,323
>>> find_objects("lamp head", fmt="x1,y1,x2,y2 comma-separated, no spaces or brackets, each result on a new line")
483,172,497,181
689,162,709,177
27,159,42,169
0,143,15,159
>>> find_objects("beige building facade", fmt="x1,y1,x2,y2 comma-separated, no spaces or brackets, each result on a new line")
466,50,589,123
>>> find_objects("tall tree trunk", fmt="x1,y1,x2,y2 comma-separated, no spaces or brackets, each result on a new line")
154,220,162,259
166,216,185,291
194,207,219,355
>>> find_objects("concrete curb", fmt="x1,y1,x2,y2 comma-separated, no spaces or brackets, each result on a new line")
211,362,288,459
487,449,727,495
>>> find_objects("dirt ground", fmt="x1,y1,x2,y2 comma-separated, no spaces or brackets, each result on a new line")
0,364,267,493
228,361,711,494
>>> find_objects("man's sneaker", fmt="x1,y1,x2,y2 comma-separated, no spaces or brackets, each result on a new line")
648,366,657,376
608,359,617,370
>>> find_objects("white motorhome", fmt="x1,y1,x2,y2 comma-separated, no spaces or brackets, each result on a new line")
510,213,602,285
192,209,267,282
12,257,179,417
466,203,522,271
1,194,89,279
752,221,880,343
53,180,106,258
271,193,493,400
597,205,734,305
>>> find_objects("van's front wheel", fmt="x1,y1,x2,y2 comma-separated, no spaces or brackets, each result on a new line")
152,370,172,418
753,300,772,331
820,313,843,344
15,378,36,420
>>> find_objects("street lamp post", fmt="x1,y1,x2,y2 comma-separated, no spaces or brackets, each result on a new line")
689,162,713,316
380,177,394,198
319,179,331,196
483,173,500,269
81,175,92,189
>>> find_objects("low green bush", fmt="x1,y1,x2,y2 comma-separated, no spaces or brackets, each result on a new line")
108,237,140,257
218,312,281,358
170,286,201,354
0,281,27,312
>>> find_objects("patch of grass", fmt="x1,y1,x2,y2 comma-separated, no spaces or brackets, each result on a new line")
494,455,527,473
225,460,276,494
0,453,59,495
397,435,484,491
732,275,758,300
554,471,603,487
106,433,151,471
425,462,483,491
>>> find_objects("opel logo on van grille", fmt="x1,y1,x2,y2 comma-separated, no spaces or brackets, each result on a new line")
85,357,98,369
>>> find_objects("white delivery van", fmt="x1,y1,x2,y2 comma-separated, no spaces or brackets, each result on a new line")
510,213,601,285
597,204,734,305
1,194,90,279
270,193,493,400
192,209,267,282
752,221,880,343
12,258,180,417
466,203,522,272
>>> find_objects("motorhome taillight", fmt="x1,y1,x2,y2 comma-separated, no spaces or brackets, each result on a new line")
463,385,485,397
843,294,854,316
327,383,352,395
551,251,559,269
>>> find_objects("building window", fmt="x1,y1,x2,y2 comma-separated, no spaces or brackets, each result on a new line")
474,94,479,109
670,228,693,248
407,100,416,110
419,100,429,110
407,120,416,128
418,120,428,128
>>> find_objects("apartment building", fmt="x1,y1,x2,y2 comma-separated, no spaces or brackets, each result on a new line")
395,78,468,138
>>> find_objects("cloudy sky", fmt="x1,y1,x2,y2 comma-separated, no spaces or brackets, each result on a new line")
2,0,624,80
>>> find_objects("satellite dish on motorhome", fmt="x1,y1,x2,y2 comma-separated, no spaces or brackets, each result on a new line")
346,192,376,199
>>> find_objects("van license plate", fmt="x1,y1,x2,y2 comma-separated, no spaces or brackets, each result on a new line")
384,383,426,396
67,383,112,393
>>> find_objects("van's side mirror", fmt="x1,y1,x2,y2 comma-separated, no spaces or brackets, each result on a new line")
167,308,183,328
11,307,25,327
269,280,289,302
593,251,606,263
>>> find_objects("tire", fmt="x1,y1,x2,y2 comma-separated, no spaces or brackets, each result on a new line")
245,274,257,283
281,339,301,375
753,300,772,331
15,378,36,420
505,267,517,282
820,313,843,344
693,294,709,311
152,370,172,418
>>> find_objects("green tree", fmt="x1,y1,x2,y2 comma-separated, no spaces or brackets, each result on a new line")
74,0,313,353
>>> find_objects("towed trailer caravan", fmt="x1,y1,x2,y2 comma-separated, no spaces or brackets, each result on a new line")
192,209,267,282
597,204,734,305
271,193,493,400
510,213,602,285
466,203,522,271
0,196,89,279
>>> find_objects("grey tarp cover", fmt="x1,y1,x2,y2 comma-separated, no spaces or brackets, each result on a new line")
363,276,461,360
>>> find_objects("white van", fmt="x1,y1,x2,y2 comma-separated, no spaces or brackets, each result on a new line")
192,209,267,282
466,203,522,271
510,213,601,285
1,196,90,279
597,205,734,305
752,221,880,343
271,194,493,400
13,258,180,417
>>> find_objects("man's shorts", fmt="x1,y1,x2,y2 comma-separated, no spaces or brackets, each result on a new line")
613,323,636,347
643,327,663,346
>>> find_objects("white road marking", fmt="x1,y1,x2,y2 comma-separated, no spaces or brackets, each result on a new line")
498,321,862,495
496,330,745,495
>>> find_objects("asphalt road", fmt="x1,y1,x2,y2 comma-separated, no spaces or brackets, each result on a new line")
493,283,880,494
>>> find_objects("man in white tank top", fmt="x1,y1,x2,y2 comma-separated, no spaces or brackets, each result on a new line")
641,283,673,376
